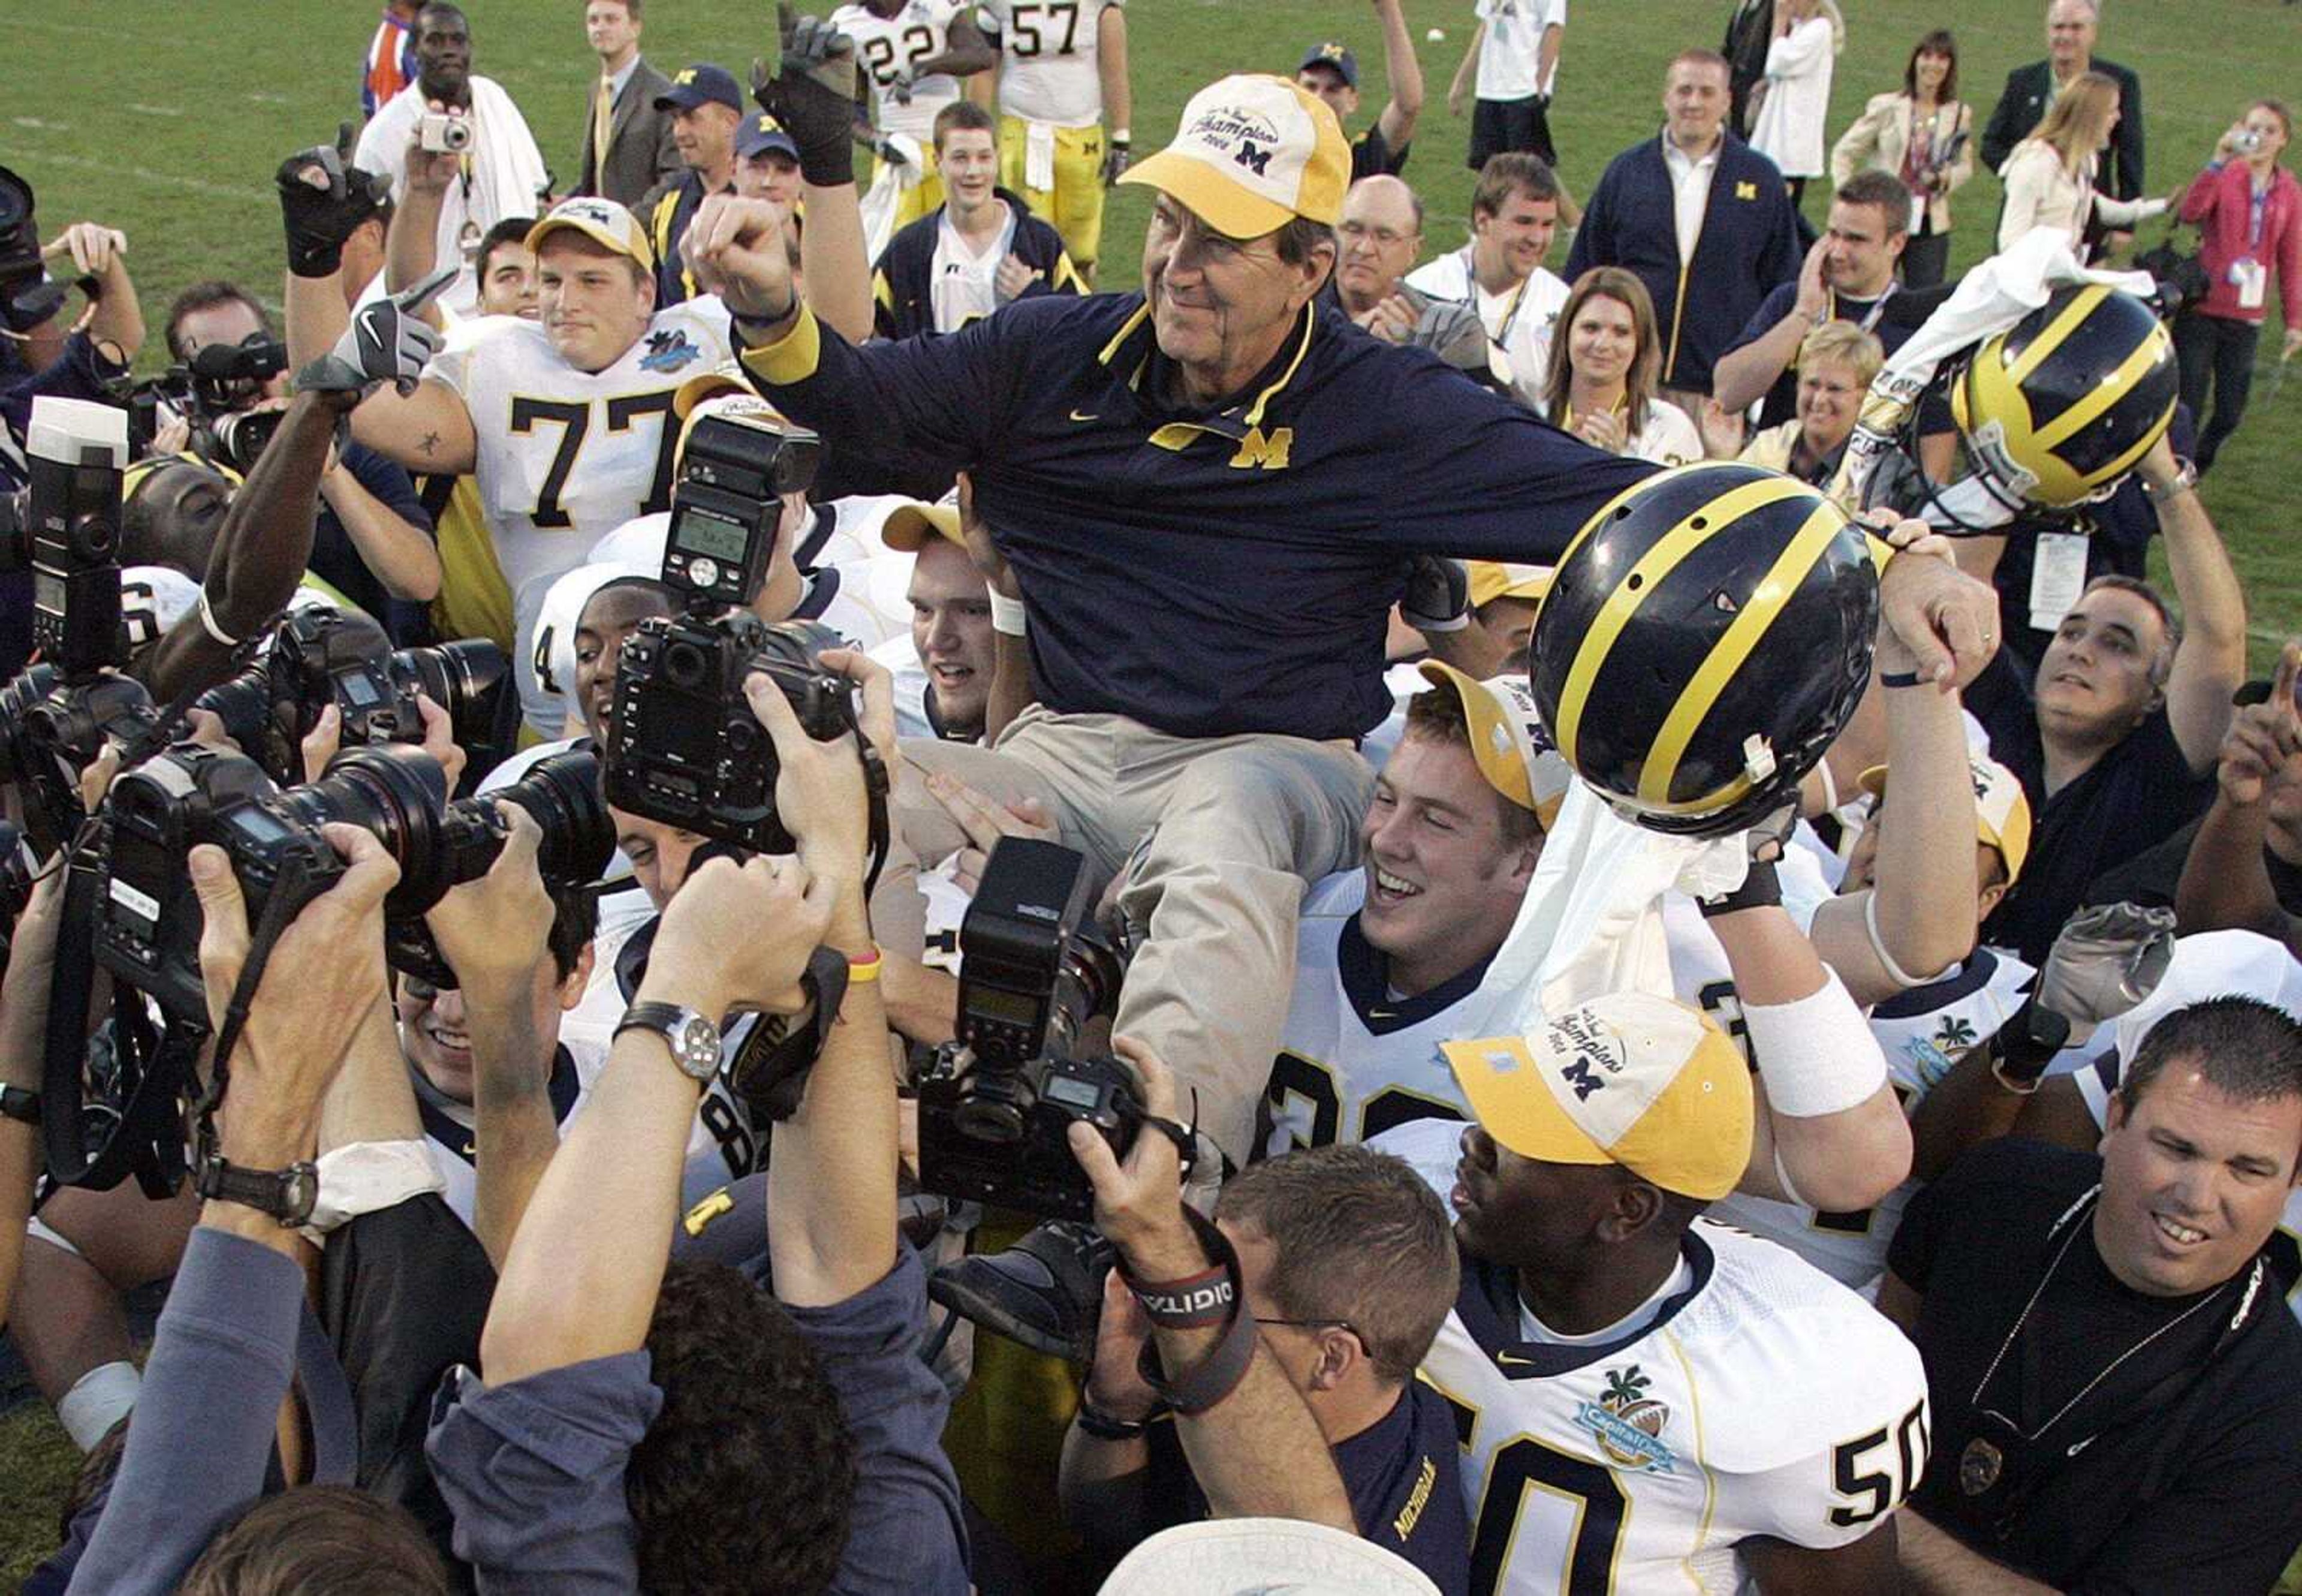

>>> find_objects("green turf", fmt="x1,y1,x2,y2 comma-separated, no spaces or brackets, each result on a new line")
1,0,2299,1568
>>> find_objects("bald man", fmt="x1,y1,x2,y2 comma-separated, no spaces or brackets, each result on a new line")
1333,175,1427,338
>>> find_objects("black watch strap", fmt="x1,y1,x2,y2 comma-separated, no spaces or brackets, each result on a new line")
0,1085,40,1126
194,1151,320,1226
1073,1395,1160,1441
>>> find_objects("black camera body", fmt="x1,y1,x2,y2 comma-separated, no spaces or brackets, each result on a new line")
0,166,68,336
604,407,852,853
93,737,616,1017
916,837,1141,1223
165,336,291,474
197,606,514,790
94,743,344,1020
0,819,33,982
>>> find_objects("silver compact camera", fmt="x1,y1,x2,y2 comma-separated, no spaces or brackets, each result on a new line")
2235,129,2265,155
418,112,475,154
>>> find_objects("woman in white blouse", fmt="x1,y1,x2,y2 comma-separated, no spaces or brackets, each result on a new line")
1831,29,1976,287
1541,267,1704,466
1996,71,2167,259
1749,0,1839,207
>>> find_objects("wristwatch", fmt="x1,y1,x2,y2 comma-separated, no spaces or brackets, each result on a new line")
0,1086,40,1126
194,1151,320,1227
617,1001,724,1082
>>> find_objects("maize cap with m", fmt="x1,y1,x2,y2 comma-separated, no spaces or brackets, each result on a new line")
1119,74,1349,239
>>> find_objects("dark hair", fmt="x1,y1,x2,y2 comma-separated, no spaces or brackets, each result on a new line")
591,0,644,17
1836,168,1914,239
932,98,997,154
2252,98,2295,144
2121,996,2302,1119
1472,151,1559,221
2076,573,2179,686
417,1,468,28
1667,47,1732,83
1217,1146,1460,1383
1903,31,1960,102
476,215,536,281
626,1261,856,1594
545,880,597,983
179,1486,450,1595
1401,688,1547,848
1274,213,1338,267
165,281,273,362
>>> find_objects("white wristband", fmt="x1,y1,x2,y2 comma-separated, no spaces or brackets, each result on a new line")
1863,890,1947,991
1743,966,1888,1118
299,1138,447,1240
988,588,1028,637
197,586,240,648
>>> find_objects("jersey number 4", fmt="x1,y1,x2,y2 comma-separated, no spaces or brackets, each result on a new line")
509,392,679,529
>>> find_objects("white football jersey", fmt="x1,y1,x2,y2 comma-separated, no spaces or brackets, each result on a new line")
836,0,972,144
977,0,1120,127
426,300,733,725
1373,1119,1931,1595
1263,871,1506,1157
411,1038,600,1229
1402,252,1569,411
2070,929,2302,1321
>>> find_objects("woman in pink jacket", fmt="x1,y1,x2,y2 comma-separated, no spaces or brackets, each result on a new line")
2176,99,2302,473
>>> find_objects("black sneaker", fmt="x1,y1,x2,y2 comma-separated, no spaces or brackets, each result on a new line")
929,1219,1113,1362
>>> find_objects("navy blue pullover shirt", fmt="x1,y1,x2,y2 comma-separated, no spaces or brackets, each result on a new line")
740,292,1655,742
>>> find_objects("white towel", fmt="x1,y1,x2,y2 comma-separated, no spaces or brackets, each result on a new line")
1457,782,1759,1041
1830,228,2155,529
1025,119,1058,192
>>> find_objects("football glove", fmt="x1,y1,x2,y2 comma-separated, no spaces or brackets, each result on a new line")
752,3,861,188
276,125,393,279
294,265,454,399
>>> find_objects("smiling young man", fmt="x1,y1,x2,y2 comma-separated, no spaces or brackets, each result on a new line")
1403,151,1568,406
1879,996,2302,1594
643,63,748,307
873,100,1084,339
1963,435,2246,965
287,195,733,737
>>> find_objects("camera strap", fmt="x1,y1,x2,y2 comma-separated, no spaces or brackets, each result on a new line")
1128,1206,1260,1416
728,944,851,1121
184,848,328,1171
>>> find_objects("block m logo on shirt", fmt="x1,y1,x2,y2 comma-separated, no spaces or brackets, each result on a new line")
1230,426,1292,469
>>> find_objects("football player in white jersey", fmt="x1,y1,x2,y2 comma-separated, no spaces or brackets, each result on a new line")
1372,992,1929,1594
1263,662,1918,1219
833,0,998,228
975,0,1131,278
286,195,734,736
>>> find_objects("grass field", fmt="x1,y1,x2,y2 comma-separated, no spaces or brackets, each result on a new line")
2,0,2300,1576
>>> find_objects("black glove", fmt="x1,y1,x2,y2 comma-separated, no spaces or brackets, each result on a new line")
1697,799,1797,917
1400,555,1471,634
1100,135,1131,186
295,265,454,399
277,125,393,279
751,2,860,188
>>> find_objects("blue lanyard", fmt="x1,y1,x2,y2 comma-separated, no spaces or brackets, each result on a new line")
2249,180,2271,252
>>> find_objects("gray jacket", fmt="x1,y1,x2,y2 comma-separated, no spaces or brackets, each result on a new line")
577,56,682,210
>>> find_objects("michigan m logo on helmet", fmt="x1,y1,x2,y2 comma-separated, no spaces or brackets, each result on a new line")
1530,463,1879,838
1953,284,2177,509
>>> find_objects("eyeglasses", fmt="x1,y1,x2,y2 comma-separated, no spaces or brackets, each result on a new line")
1338,222,1415,247
1257,1315,1363,1340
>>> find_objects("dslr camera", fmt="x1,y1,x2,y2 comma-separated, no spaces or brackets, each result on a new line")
419,112,475,154
139,333,291,473
91,740,614,1019
0,166,70,336
195,604,516,788
603,409,851,854
916,838,1143,1223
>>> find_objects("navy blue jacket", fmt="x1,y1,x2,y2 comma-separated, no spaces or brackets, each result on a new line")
1566,133,1803,395
1981,59,2144,201
739,293,1655,740
872,189,1084,341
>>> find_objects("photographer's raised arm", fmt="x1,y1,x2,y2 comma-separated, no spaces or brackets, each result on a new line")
1071,1041,1355,1531
0,873,65,1330
479,854,830,1384
140,390,342,701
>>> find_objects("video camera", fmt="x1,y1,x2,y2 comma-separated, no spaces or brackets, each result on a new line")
123,334,293,472
916,838,1144,1223
195,604,517,789
603,409,852,854
90,739,614,1019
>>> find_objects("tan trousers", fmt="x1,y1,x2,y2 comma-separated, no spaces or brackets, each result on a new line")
899,706,1375,1166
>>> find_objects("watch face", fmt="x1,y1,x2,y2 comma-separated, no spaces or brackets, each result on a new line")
676,1016,720,1074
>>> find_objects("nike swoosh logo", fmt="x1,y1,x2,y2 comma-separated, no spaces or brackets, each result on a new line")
1069,408,1098,421
1496,1351,1540,1367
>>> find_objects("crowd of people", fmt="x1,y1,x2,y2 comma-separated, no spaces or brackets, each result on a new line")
2,0,2302,1591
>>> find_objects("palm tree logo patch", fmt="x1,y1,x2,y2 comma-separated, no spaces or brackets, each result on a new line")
1572,1364,1676,1474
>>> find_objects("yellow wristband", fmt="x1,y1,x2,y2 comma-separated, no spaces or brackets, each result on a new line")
846,948,884,986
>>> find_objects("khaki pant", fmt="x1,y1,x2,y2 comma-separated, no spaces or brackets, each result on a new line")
899,706,1375,1167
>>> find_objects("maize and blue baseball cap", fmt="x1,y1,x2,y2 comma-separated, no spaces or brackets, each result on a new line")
1297,41,1360,90
737,110,801,163
526,196,656,272
655,63,744,114
1120,74,1350,236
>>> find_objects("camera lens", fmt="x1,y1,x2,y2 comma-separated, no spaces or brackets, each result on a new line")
194,668,277,753
487,747,616,886
394,639,514,784
283,742,451,915
0,664,59,784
